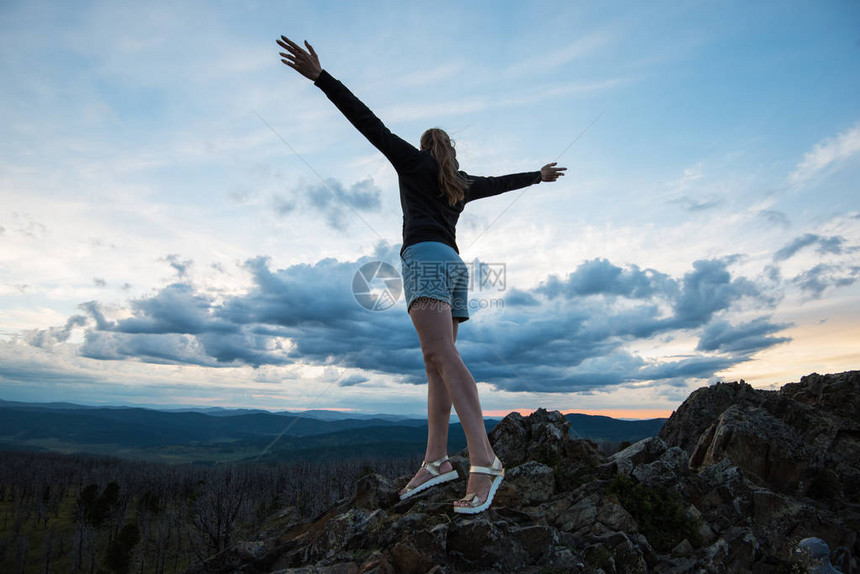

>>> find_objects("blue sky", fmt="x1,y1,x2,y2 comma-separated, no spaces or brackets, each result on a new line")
1,1,858,417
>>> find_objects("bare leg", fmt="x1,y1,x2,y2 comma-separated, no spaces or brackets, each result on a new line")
399,317,457,494
407,298,497,506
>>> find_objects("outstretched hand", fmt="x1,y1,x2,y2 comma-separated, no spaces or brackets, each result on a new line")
277,35,321,81
540,162,567,182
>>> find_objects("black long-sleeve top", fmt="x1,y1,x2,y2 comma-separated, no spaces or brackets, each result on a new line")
313,69,542,255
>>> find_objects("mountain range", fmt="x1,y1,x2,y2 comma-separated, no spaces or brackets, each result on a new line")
0,398,666,463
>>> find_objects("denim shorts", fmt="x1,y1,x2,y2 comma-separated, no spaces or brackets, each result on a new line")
400,241,469,323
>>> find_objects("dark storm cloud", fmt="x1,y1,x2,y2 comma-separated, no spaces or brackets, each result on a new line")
670,258,765,327
96,283,235,336
773,233,847,262
535,258,676,300
503,288,540,306
273,177,382,229
31,247,795,393
635,355,740,381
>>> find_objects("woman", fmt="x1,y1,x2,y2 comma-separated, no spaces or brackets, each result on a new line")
277,36,566,514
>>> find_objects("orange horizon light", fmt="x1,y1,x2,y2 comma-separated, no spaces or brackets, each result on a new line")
483,408,673,420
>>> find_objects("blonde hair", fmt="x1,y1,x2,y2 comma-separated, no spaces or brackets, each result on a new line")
420,128,467,206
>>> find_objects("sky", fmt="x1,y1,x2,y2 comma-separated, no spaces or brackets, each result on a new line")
1,1,858,418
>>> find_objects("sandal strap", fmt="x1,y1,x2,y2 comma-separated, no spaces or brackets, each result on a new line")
456,493,480,506
421,455,449,477
468,456,503,476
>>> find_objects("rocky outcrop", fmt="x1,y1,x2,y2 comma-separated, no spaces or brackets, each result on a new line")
187,372,860,573
659,371,860,503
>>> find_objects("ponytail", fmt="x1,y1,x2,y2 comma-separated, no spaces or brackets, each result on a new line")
420,128,467,206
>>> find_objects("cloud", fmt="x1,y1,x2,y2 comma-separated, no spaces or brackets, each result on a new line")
535,258,676,300
338,373,369,387
792,263,860,298
672,195,723,212
25,315,88,348
671,258,766,327
774,233,847,262
790,121,860,184
273,177,382,229
24,248,791,394
757,209,791,229
697,317,792,354
503,288,540,307
164,254,193,278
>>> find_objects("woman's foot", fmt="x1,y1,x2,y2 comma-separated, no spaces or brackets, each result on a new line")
399,457,456,499
453,455,504,513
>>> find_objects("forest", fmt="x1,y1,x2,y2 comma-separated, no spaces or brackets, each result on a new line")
0,449,418,574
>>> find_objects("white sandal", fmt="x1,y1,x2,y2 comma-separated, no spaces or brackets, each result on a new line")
453,455,505,514
399,455,459,500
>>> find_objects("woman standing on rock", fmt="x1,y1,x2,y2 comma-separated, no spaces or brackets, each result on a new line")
277,36,566,514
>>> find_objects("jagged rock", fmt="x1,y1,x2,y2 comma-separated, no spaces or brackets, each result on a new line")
690,403,813,492
659,380,765,454
483,407,572,467
323,508,387,556
273,565,360,574
630,445,689,488
685,504,716,545
671,538,694,555
185,372,860,574
495,461,554,506
585,532,647,573
545,485,639,537
446,516,528,571
661,372,860,519
352,473,398,512
510,524,557,560
602,436,668,476
186,539,270,574
781,371,860,419
390,540,436,574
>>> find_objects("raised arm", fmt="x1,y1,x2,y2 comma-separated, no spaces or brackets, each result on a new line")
465,163,566,202
277,36,419,171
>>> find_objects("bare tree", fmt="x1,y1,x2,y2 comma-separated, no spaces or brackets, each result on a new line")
187,466,249,559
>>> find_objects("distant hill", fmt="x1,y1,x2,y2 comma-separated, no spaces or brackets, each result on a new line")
0,399,666,462
565,413,667,443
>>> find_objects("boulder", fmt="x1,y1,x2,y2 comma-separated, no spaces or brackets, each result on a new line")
661,372,860,502
352,473,398,512
483,408,572,467
602,436,669,476
658,380,765,454
495,461,555,506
